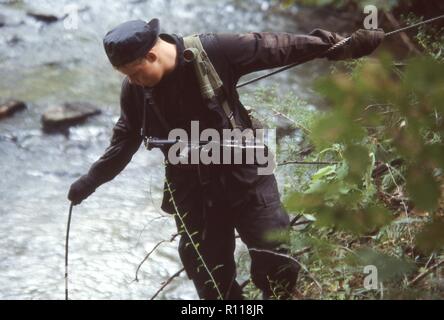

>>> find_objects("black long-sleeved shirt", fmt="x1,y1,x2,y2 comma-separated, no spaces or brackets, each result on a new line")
85,29,345,213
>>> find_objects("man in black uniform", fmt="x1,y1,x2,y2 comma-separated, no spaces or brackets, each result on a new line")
68,18,383,299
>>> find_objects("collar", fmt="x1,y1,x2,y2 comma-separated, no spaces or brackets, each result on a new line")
153,33,185,89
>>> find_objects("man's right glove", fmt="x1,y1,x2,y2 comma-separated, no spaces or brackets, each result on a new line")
68,175,97,205
327,28,385,60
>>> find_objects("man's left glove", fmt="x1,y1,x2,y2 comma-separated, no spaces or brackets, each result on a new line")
68,175,97,205
327,28,385,60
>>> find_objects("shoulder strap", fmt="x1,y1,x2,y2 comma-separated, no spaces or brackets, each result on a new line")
142,88,171,136
183,35,241,130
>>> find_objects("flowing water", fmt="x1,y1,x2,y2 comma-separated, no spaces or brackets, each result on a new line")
0,0,329,299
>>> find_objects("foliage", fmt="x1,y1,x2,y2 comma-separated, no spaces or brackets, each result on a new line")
405,14,444,63
236,41,444,300
236,2,444,299
279,52,444,298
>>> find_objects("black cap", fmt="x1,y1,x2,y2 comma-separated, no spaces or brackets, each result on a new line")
103,18,160,67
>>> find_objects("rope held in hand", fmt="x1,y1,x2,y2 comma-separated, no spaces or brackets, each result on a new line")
237,14,444,88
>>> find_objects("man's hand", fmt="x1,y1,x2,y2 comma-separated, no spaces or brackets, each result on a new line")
68,175,97,205
327,28,385,60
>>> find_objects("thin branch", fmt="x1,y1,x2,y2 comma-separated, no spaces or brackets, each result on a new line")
135,173,169,248
133,233,179,282
408,260,444,287
165,179,224,299
271,108,311,134
293,246,312,256
371,158,404,178
150,268,185,300
278,160,338,166
296,146,315,157
425,253,435,270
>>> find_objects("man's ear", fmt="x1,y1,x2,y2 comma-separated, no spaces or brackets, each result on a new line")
146,51,157,63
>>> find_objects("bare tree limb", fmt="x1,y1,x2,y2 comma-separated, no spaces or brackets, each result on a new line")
134,233,179,282
150,268,185,300
134,173,170,248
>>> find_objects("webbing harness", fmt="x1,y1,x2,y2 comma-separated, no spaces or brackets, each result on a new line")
183,34,242,131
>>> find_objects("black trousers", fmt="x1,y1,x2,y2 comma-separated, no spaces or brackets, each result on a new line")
173,174,300,300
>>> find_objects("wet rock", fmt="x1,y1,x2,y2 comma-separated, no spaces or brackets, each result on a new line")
26,11,59,23
41,102,101,132
0,100,26,119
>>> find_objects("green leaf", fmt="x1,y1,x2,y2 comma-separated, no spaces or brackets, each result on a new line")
315,203,392,235
310,113,366,149
343,145,371,184
346,248,415,282
406,166,440,212
416,220,444,254
284,191,324,212
311,165,337,181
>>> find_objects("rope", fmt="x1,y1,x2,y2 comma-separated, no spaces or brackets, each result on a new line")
236,14,444,88
385,14,444,37
65,202,74,300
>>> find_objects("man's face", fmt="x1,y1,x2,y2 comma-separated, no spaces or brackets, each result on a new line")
117,53,163,87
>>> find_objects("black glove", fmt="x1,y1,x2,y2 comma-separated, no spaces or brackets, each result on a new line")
68,175,97,205
327,28,385,60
